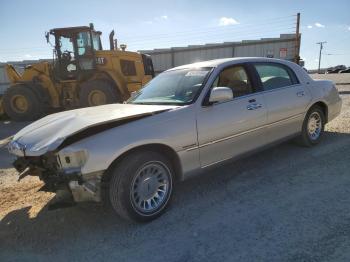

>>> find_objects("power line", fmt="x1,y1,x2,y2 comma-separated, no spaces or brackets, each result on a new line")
0,14,297,60
121,18,295,41
0,15,296,52
0,26,296,54
127,29,295,48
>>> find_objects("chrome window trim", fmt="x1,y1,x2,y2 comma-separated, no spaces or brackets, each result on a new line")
257,83,303,95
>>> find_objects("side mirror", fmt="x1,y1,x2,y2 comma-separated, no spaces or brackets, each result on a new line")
208,87,233,104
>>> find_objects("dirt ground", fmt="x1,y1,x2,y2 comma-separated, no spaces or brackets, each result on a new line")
1,75,350,261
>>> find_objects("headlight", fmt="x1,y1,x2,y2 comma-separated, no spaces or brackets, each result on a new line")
7,140,26,156
57,150,88,170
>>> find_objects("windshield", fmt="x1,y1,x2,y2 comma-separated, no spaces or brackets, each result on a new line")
76,32,92,55
128,68,211,105
92,32,102,51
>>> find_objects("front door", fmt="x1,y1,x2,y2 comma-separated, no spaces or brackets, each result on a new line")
196,65,268,167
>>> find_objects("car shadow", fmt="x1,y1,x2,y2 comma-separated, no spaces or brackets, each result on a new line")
1,131,350,256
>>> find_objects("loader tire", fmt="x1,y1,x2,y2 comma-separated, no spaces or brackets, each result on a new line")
3,85,43,121
79,80,121,108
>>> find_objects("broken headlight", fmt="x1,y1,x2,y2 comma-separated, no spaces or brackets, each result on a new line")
57,150,88,171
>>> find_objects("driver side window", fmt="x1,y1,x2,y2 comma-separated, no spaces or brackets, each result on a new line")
212,65,252,99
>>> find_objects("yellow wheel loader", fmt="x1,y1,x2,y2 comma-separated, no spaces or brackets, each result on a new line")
2,24,154,121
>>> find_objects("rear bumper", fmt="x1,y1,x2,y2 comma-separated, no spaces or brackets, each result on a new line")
328,96,342,122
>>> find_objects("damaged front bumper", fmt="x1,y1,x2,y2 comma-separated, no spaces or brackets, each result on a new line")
13,154,104,204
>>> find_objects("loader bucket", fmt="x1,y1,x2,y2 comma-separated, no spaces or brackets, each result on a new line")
5,64,21,83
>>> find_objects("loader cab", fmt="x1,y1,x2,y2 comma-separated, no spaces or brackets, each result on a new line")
50,24,102,80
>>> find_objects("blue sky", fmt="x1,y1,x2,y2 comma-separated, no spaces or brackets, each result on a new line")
0,0,349,69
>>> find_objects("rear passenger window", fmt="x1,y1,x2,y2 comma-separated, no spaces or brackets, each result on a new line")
212,65,252,98
254,64,295,90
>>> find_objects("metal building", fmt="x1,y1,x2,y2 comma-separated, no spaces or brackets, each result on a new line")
139,34,298,74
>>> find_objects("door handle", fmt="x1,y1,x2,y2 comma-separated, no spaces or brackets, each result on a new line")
296,91,305,97
247,103,262,110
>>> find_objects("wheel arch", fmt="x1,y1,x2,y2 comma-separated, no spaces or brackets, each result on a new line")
103,143,184,184
308,101,328,123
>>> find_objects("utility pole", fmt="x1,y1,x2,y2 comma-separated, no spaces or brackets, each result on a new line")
317,41,327,73
294,13,301,64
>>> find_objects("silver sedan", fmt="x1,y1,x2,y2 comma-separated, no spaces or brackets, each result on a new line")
4,57,342,222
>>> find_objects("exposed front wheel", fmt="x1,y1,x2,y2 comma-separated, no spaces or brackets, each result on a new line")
108,151,174,222
298,106,325,146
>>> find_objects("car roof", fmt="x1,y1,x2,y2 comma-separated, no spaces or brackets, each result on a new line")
166,57,296,71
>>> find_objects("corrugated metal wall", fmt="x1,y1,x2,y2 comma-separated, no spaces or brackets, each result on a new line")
140,34,297,74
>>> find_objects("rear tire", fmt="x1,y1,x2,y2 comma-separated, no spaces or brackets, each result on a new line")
108,151,174,223
3,84,43,121
79,80,121,107
297,106,325,147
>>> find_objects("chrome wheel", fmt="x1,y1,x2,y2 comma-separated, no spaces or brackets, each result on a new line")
130,161,171,214
307,111,322,140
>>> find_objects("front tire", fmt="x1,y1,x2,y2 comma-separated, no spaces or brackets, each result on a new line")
108,151,174,222
298,106,325,147
3,84,44,121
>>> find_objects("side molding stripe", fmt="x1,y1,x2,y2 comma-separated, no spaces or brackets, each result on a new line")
186,113,303,151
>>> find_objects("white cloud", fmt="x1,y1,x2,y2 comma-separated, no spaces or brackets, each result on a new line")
314,22,325,28
307,25,313,29
219,17,239,26
24,54,32,58
144,15,168,24
154,15,168,21
348,26,350,31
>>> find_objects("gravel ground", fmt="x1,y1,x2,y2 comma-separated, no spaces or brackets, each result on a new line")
1,75,350,262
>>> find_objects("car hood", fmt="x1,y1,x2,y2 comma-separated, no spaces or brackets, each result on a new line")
10,103,178,156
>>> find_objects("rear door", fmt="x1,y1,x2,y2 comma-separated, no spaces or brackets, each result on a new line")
253,63,311,143
196,64,268,167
